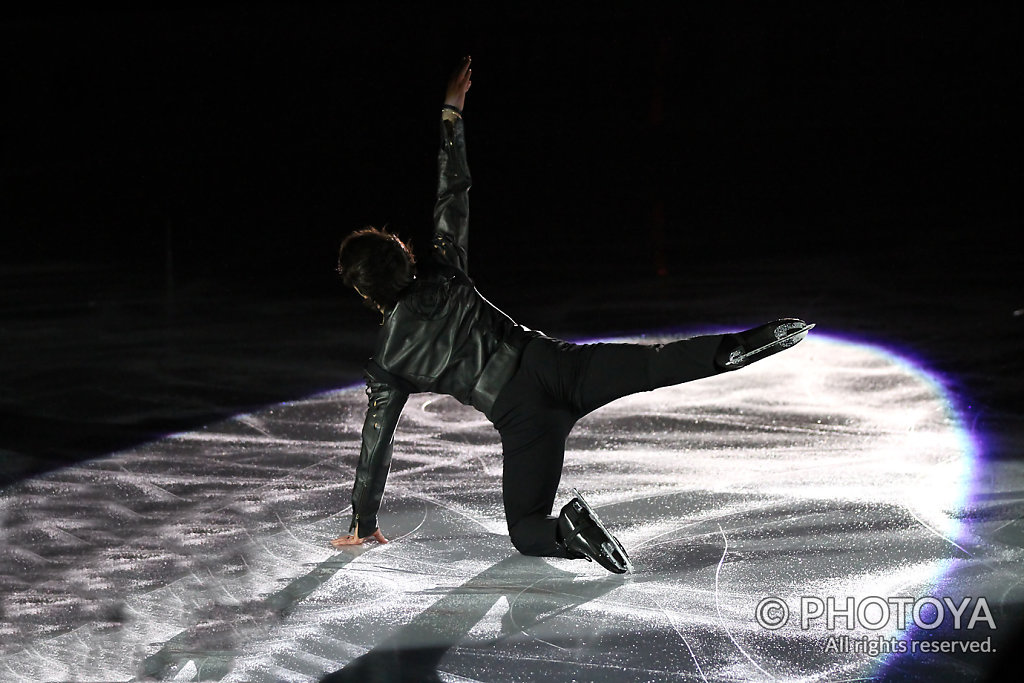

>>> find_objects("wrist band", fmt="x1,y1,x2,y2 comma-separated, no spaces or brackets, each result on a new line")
441,104,462,121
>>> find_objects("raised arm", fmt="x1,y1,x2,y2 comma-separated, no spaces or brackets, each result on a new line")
432,56,473,272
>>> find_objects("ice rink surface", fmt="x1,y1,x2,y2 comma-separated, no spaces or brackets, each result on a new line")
3,331,1022,682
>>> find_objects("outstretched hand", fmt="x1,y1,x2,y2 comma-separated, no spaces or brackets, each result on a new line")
330,528,389,547
444,55,472,111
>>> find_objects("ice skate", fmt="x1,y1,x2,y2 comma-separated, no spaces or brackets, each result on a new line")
557,488,633,574
716,318,814,370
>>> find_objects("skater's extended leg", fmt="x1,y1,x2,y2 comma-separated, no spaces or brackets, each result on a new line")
576,334,726,416
576,319,813,414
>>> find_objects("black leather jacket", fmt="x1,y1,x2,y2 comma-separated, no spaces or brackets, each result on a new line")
348,112,540,537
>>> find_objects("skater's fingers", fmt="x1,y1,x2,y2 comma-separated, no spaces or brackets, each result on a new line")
329,534,363,547
450,56,471,83
328,529,389,548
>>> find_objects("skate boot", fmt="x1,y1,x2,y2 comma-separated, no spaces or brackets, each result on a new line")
557,488,633,574
715,318,814,371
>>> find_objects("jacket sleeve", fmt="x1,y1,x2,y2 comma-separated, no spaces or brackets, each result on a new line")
431,113,472,273
349,367,409,538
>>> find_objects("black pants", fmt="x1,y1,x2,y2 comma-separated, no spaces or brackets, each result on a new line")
490,333,726,557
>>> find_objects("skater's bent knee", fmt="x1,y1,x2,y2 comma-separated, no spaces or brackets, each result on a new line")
508,527,547,556
507,517,568,558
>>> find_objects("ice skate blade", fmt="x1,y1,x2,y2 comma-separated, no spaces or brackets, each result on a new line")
570,488,634,574
724,322,815,367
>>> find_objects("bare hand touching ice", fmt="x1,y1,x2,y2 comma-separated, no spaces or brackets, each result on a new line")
330,528,389,547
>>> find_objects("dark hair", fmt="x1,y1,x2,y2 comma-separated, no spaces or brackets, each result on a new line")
337,227,416,310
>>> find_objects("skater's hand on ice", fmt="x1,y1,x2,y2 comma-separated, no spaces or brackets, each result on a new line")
444,55,472,111
330,528,389,547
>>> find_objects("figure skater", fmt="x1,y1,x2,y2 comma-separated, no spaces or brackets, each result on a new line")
329,57,812,573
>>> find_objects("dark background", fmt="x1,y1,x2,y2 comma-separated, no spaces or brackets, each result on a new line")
4,5,1017,287
1,4,1020,475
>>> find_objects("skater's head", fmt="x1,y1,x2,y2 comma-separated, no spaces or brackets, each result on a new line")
337,226,416,311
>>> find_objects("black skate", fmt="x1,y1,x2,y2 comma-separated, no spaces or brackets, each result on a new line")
716,318,814,370
557,488,633,574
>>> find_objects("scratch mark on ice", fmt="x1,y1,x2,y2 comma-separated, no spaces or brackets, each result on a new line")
902,505,973,558
509,577,567,651
661,607,709,682
714,524,774,681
